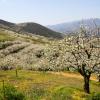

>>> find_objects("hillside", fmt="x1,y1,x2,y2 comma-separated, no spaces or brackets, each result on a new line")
0,28,50,70
0,22,100,100
0,19,63,39
47,18,100,34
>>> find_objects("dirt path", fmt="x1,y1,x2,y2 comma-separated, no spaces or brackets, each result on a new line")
50,72,97,81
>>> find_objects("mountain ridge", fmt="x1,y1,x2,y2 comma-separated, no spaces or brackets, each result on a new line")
47,18,100,34
0,19,63,39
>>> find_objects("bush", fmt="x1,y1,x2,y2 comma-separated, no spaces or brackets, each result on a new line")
0,65,13,70
87,92,100,100
26,84,47,100
0,84,25,100
51,86,73,100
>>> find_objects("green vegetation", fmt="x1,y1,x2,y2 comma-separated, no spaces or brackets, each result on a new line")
0,70,99,100
0,32,14,42
0,84,25,100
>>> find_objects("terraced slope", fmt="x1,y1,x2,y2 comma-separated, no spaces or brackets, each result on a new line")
0,28,48,70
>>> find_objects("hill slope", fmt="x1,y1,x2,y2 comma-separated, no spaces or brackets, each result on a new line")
0,28,49,70
17,22,63,38
0,19,63,38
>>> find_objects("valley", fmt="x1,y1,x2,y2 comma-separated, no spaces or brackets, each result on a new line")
0,19,100,100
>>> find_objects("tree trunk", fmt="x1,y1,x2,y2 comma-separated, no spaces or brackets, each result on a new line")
98,74,100,82
84,76,90,94
15,69,18,77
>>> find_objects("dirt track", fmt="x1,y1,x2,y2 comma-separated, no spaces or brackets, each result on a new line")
50,72,97,81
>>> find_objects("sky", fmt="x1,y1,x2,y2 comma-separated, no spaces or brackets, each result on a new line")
0,0,100,25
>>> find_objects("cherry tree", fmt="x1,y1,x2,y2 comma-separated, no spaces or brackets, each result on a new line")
44,29,100,93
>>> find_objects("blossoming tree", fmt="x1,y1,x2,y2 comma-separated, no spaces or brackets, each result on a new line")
44,29,100,93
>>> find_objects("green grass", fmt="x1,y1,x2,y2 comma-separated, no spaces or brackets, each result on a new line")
0,32,15,42
0,29,49,45
0,70,99,100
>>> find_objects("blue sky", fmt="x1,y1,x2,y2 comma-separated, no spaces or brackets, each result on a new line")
0,0,100,25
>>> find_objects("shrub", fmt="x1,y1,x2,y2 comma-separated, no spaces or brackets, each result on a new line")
0,84,25,100
51,86,73,100
26,84,47,100
87,92,100,100
0,65,13,70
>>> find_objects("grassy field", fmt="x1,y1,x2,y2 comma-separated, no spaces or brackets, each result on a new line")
0,32,15,42
0,70,100,100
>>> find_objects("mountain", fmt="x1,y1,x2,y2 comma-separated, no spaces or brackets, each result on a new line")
17,22,63,38
0,19,63,39
0,19,15,30
47,18,100,34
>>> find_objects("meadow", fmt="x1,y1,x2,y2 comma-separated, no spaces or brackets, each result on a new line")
0,70,100,100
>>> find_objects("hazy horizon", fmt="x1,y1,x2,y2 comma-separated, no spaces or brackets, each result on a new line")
0,0,100,25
